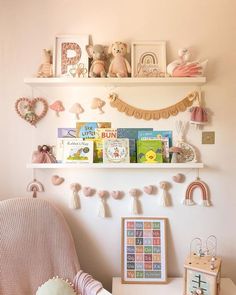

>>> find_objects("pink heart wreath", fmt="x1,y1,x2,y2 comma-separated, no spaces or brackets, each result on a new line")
15,97,48,126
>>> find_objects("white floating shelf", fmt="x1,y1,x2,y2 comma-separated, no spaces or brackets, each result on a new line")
24,77,206,87
27,163,204,169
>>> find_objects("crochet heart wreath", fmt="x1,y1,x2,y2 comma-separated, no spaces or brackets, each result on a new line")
15,97,48,126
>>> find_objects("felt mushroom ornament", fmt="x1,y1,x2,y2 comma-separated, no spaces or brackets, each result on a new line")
91,97,106,114
69,103,84,120
49,100,65,117
169,146,183,163
70,183,81,209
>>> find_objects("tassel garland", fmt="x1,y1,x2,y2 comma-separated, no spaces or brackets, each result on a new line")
129,189,139,214
70,183,81,209
159,182,169,207
98,190,106,218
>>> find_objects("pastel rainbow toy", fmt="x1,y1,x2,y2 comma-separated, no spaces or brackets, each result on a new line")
27,179,44,198
183,178,211,206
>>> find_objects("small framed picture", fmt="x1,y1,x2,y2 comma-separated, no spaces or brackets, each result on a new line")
53,35,89,77
131,41,166,77
121,217,167,284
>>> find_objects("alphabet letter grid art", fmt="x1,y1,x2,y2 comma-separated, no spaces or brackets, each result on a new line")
121,217,167,283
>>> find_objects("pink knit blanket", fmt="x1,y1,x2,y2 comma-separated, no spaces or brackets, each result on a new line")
0,198,102,295
73,271,103,295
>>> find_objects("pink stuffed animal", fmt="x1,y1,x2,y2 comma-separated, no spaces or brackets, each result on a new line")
86,44,107,77
108,42,131,77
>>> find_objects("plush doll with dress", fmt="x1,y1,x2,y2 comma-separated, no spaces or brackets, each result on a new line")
190,94,208,128
32,145,57,163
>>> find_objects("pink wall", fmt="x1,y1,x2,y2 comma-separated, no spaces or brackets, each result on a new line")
1,0,236,290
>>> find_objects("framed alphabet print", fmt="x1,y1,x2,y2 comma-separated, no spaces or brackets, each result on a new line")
131,41,166,77
121,217,167,284
53,35,89,78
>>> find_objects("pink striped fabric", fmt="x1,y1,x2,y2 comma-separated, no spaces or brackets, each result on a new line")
0,198,83,295
73,270,103,295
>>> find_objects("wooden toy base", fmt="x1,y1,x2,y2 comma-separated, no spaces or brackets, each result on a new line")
112,277,236,295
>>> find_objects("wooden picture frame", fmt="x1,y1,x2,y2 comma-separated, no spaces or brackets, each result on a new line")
121,217,167,284
131,41,166,77
53,35,89,78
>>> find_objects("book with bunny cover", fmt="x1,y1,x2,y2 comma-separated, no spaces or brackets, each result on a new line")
103,138,130,163
63,139,93,163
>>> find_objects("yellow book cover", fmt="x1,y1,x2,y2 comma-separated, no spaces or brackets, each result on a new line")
88,138,103,163
95,128,117,139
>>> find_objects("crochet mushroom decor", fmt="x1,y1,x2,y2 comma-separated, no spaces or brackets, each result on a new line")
49,100,65,117
69,103,84,120
91,97,106,114
36,277,76,295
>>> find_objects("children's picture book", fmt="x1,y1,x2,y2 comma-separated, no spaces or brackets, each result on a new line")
56,138,83,162
95,128,117,139
138,130,172,145
88,138,103,163
117,128,153,163
103,138,130,163
76,122,111,139
56,138,64,162
57,128,76,138
117,128,153,139
63,139,93,163
137,140,163,163
138,130,172,163
128,139,136,163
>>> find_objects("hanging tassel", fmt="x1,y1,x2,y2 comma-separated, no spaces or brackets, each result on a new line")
70,183,81,209
182,198,196,206
98,190,106,218
159,182,169,207
129,189,139,214
201,199,211,207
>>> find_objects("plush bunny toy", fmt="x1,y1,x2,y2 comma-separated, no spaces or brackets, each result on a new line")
86,44,107,77
37,49,53,78
108,41,131,77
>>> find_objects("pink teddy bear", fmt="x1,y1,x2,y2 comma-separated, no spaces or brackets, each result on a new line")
108,41,131,77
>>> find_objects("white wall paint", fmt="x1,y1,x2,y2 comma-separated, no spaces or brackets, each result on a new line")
1,0,236,290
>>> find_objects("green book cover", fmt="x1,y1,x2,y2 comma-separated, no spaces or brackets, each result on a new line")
137,140,163,163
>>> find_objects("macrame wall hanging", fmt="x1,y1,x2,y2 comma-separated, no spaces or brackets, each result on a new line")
183,178,211,207
108,91,199,120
